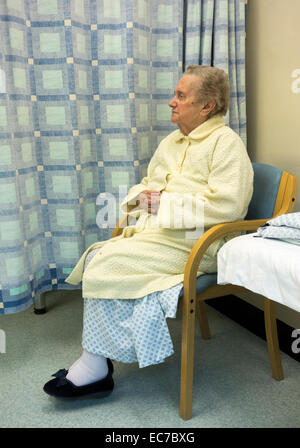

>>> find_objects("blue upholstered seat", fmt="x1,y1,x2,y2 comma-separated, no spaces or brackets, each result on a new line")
245,163,282,220
178,163,283,298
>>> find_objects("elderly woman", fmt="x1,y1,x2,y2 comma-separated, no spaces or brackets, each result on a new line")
43,65,253,399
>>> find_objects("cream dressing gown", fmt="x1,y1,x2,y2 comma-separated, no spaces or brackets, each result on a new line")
66,114,253,300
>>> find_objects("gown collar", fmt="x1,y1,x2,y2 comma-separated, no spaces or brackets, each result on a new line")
173,114,226,143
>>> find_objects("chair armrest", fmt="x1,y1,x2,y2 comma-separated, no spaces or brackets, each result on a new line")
111,214,136,238
113,215,267,254
183,218,268,299
112,214,280,293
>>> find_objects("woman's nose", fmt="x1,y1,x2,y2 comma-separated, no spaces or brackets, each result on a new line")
168,96,176,108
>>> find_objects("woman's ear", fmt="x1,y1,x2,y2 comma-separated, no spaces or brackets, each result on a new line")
201,101,216,116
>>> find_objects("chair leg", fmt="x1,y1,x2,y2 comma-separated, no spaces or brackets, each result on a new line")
264,298,284,381
197,300,211,340
180,293,196,420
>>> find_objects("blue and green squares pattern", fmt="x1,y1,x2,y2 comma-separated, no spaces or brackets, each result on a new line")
0,0,182,313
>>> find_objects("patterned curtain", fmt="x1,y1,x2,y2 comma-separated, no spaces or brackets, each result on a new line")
184,0,246,142
0,0,182,314
0,0,246,315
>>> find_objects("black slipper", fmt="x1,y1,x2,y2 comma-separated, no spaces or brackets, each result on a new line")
43,368,114,399
107,358,114,374
43,358,114,399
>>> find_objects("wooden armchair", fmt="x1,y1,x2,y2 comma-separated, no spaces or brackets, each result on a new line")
113,163,298,420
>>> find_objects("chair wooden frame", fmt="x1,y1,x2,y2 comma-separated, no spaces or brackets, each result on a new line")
180,170,297,419
112,169,298,421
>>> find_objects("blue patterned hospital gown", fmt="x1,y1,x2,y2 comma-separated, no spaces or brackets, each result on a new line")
82,249,183,368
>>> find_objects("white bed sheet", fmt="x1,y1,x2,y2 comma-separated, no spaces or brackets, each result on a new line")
217,233,300,313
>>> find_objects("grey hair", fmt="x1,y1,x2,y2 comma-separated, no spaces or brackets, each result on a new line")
183,65,230,118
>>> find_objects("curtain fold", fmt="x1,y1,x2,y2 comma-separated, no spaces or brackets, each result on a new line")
184,0,246,142
0,0,246,315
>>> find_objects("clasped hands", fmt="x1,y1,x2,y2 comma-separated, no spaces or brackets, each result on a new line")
137,190,161,215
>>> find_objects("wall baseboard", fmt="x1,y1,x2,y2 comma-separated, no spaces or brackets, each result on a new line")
207,295,300,363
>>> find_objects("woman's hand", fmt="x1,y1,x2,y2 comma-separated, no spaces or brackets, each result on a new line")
138,190,161,215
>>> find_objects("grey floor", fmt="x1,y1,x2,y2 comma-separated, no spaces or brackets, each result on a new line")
0,289,299,428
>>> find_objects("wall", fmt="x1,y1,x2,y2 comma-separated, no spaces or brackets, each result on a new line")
239,0,300,328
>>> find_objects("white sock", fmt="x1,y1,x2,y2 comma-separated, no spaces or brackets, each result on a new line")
66,349,109,386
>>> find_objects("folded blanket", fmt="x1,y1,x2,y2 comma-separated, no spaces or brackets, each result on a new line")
257,212,300,244
265,212,300,229
257,224,300,239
